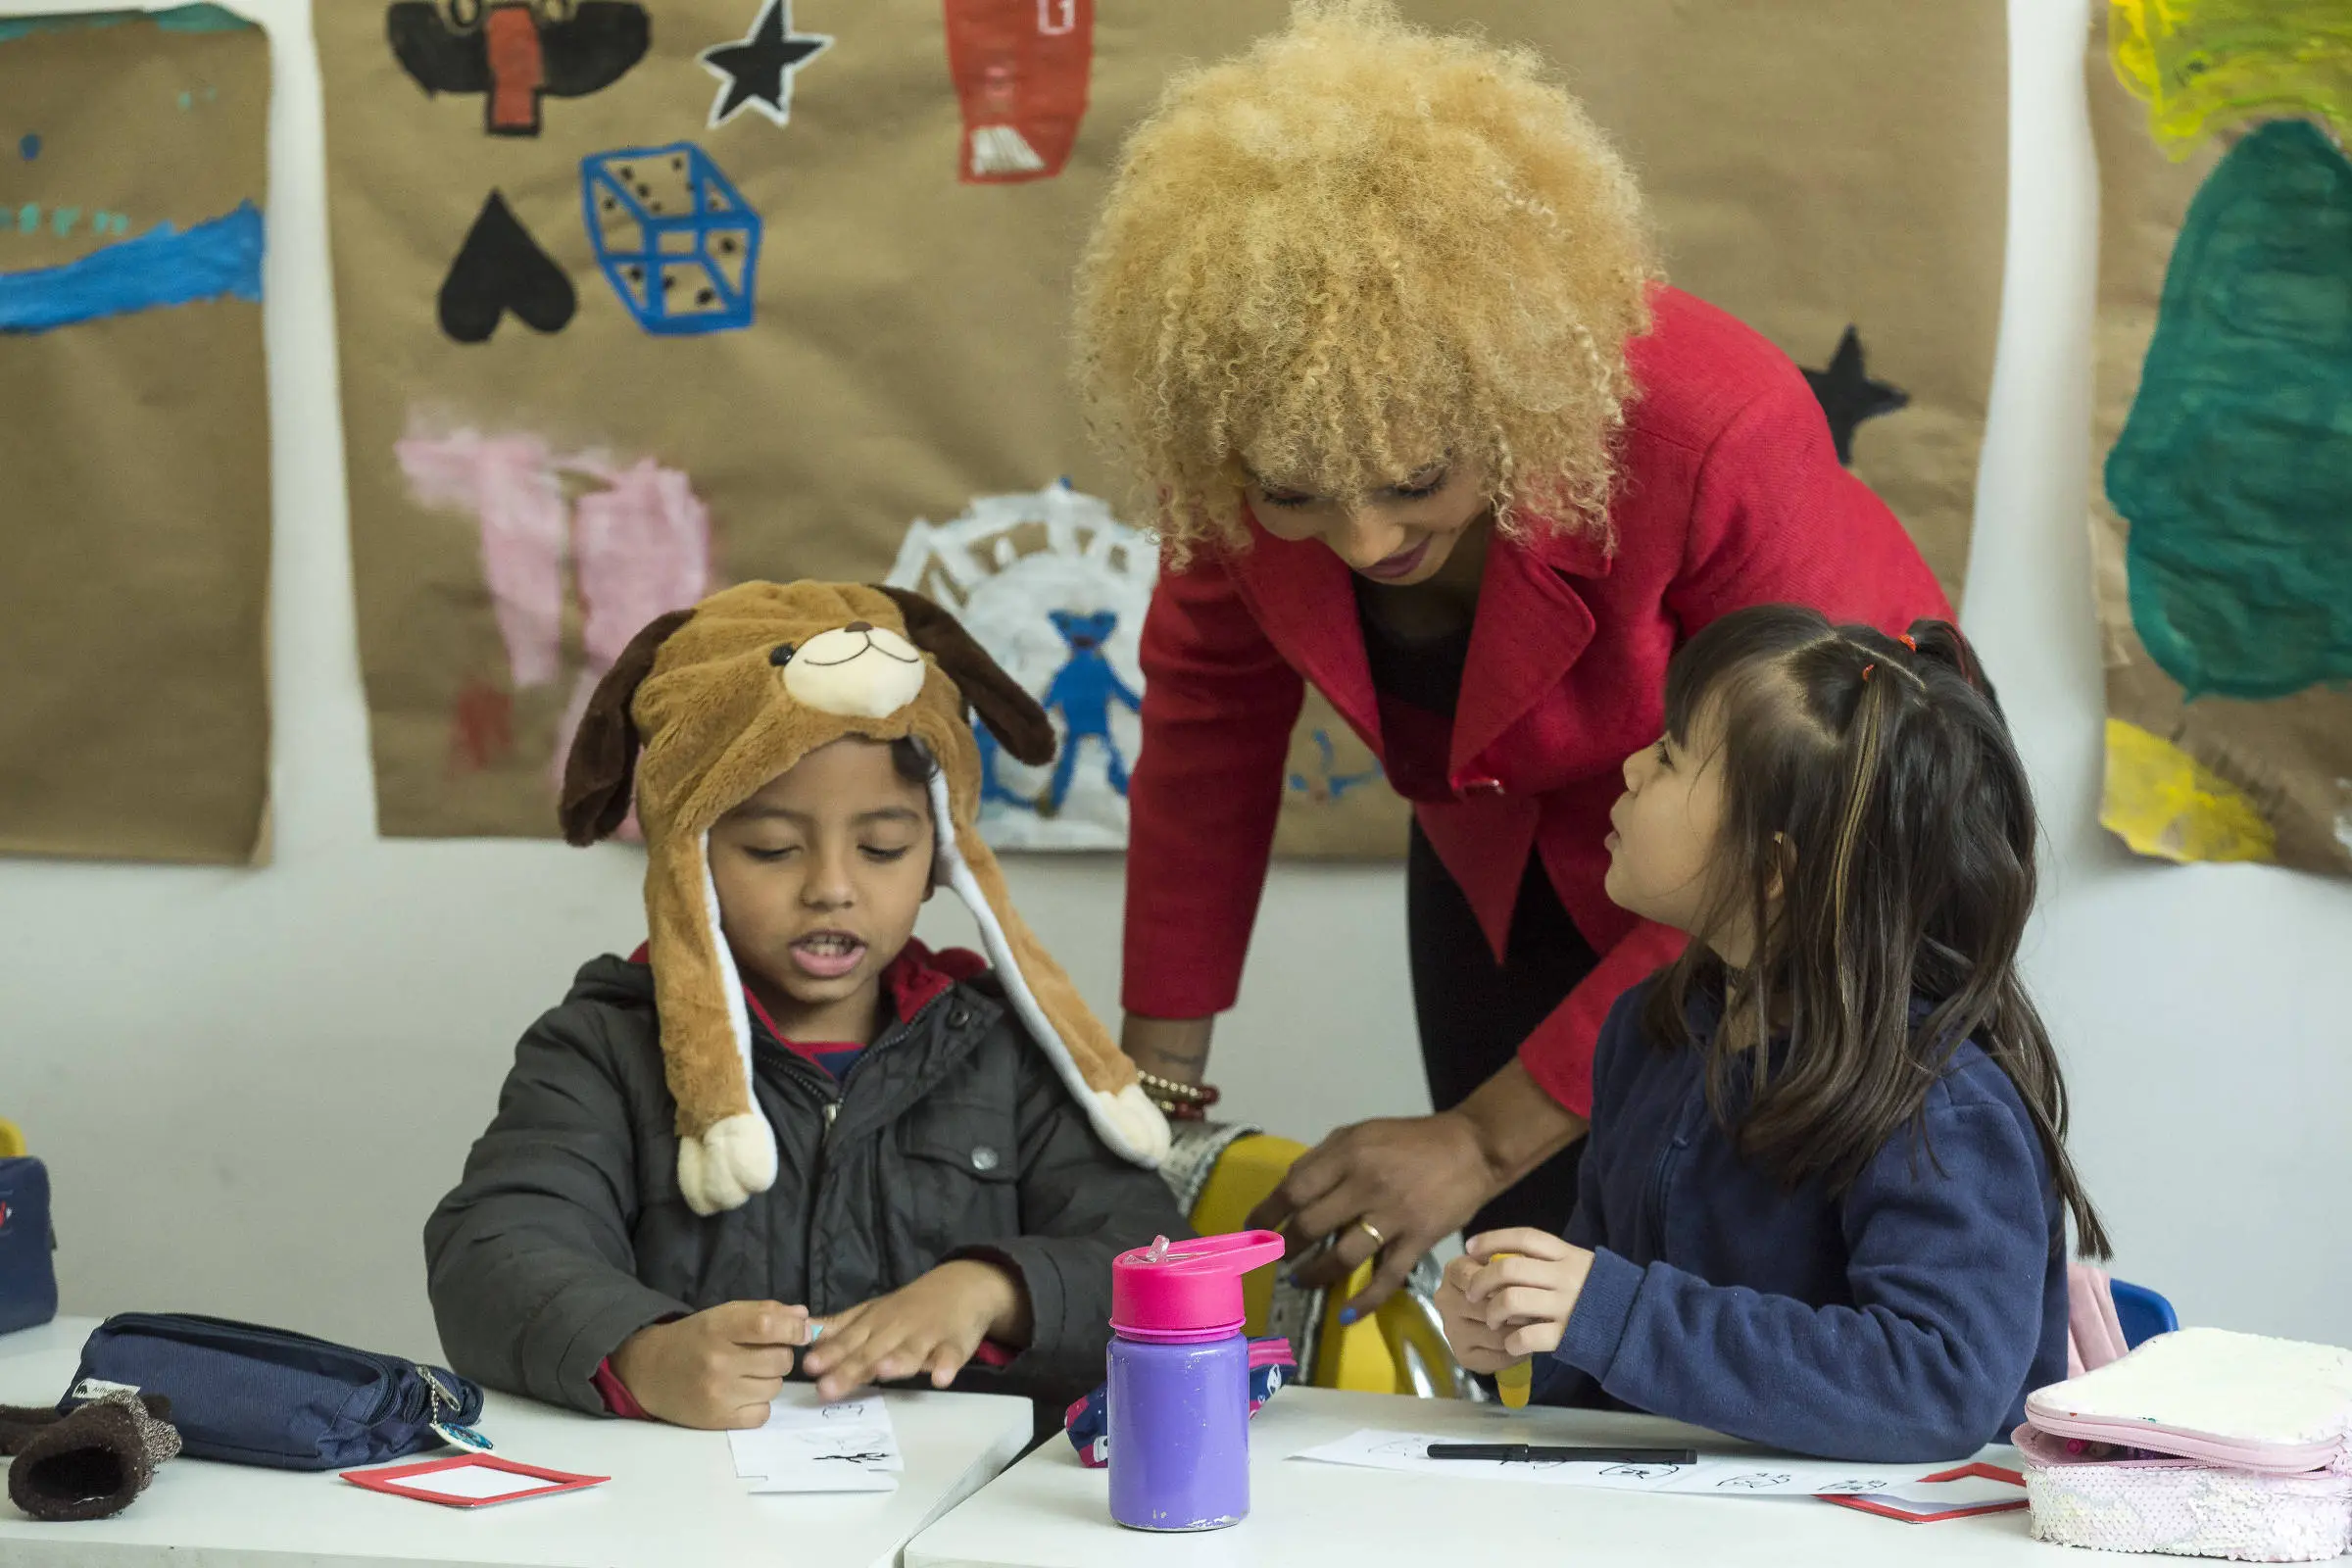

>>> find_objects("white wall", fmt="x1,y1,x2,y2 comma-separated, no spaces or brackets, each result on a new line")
3,0,2345,1366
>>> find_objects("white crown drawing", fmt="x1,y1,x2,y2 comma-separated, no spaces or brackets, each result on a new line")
884,482,1158,851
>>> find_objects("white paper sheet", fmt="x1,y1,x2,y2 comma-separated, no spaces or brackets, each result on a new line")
744,1465,901,1494
1292,1430,2011,1500
728,1390,904,1485
393,1464,568,1501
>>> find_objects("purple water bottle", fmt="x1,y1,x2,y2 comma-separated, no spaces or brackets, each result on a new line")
1105,1230,1287,1532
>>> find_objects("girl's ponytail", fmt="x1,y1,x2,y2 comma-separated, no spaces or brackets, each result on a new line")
1902,618,1994,705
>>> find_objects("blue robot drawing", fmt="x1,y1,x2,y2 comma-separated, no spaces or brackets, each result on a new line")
1038,609,1141,815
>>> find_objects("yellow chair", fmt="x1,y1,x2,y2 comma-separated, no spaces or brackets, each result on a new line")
1187,1132,1470,1398
0,1120,23,1158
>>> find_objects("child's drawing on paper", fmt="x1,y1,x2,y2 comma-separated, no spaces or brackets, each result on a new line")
396,420,712,827
885,481,1152,851
0,3,274,864
2085,4,2352,875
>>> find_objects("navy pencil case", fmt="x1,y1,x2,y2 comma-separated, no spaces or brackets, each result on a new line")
66,1312,485,1470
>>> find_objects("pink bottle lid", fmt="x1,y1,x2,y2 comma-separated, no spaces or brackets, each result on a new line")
1110,1230,1288,1342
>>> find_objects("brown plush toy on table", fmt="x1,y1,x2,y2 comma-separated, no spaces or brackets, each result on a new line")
559,580,1171,1217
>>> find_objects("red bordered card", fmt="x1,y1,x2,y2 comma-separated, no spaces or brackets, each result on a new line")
1821,1461,2028,1524
340,1453,611,1509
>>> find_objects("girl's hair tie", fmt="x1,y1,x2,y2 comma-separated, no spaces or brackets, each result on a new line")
1896,634,1918,651
1860,662,1877,683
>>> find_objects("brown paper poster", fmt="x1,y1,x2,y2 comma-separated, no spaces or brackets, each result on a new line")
0,5,271,865
319,0,2002,858
2084,5,2352,876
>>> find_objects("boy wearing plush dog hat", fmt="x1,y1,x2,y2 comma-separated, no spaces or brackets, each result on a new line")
426,582,1181,1429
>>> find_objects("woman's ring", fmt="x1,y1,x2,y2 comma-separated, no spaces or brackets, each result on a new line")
1352,1217,1387,1251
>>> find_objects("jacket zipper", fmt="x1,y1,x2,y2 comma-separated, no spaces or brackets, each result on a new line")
1643,1094,1696,1259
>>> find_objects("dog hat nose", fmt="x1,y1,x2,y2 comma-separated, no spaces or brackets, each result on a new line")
845,620,872,633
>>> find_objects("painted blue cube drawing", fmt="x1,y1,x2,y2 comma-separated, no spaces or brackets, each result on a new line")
580,143,760,335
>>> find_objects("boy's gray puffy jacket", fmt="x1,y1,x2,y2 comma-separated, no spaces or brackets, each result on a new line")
425,955,1189,1413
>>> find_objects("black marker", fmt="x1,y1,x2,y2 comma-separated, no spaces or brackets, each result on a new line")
1425,1444,1698,1465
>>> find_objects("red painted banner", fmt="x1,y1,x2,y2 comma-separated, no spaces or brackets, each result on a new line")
941,0,1092,183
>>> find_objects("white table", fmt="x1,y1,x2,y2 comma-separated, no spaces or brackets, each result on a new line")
0,1317,1032,1568
906,1385,2096,1567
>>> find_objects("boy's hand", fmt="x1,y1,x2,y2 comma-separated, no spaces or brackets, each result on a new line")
800,1259,1032,1402
1456,1227,1595,1361
610,1300,809,1430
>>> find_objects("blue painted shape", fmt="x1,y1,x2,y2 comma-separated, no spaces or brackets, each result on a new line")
2106,120,2352,700
2106,1280,2179,1350
580,143,760,336
971,723,1038,813
1041,609,1141,811
0,4,252,42
0,200,262,332
1287,729,1383,802
18,134,38,161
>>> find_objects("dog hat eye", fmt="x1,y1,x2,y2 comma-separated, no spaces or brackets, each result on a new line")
768,643,796,666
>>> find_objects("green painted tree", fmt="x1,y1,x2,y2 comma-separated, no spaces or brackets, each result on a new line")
2107,119,2352,701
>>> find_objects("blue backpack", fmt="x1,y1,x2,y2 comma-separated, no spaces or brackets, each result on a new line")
0,1157,58,1338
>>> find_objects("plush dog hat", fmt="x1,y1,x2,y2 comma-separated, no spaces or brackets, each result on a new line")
562,581,1171,1215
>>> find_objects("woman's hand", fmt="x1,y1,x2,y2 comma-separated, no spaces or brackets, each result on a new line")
1246,1112,1498,1320
610,1300,808,1430
1245,1059,1587,1319
799,1260,1032,1402
1122,1013,1215,1088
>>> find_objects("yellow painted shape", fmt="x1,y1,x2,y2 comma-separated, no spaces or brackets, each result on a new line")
2110,0,2352,158
2101,717,2278,863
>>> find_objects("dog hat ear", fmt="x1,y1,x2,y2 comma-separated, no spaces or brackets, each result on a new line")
920,769,1171,1169
873,585,1056,766
560,608,696,846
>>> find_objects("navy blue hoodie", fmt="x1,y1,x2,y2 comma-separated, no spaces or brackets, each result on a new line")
1534,980,2071,1461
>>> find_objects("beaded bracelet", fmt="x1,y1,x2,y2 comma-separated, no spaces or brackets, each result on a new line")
1136,1068,1220,1120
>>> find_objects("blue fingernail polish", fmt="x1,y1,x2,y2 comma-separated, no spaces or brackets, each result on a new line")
1338,1307,1358,1326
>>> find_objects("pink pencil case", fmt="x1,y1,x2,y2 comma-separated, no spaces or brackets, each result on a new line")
2018,1326,2352,1561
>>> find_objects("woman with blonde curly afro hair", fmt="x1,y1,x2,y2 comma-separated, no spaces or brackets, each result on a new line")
1081,0,1950,1318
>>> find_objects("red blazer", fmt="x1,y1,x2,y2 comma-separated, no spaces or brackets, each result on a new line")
1121,287,1953,1117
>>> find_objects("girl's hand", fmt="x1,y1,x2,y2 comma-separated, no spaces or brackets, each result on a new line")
610,1300,808,1430
1462,1227,1595,1359
1436,1255,1519,1375
799,1260,1032,1402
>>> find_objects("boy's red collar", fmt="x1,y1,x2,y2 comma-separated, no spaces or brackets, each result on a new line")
625,938,986,1045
